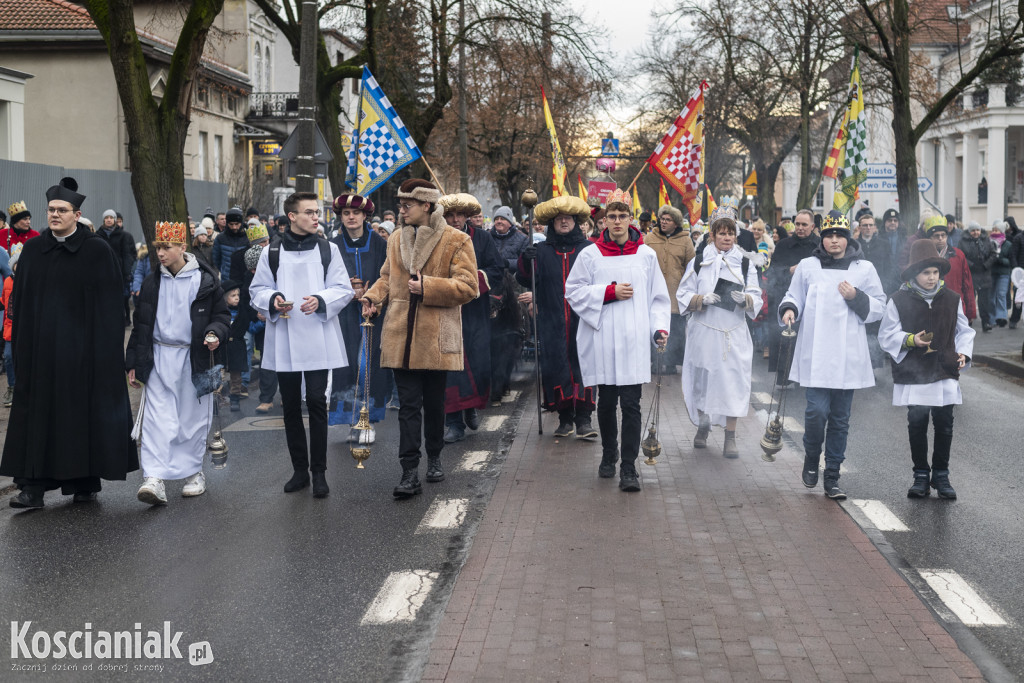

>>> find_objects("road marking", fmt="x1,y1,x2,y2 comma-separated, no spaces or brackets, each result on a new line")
501,390,521,404
361,570,440,625
849,499,909,531
416,498,469,533
752,391,775,405
916,570,1007,626
754,409,805,436
479,415,507,431
223,416,308,432
456,450,489,472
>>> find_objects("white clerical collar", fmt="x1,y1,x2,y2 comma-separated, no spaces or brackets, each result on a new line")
54,227,77,242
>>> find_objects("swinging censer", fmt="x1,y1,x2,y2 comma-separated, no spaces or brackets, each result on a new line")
641,347,666,465
759,323,797,462
205,332,229,468
349,313,375,468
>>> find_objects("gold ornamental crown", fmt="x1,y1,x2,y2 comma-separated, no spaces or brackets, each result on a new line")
246,222,269,242
822,214,850,232
7,200,28,217
605,188,631,207
923,214,948,232
154,221,188,245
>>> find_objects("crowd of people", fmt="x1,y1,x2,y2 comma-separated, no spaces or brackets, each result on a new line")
1,178,1021,509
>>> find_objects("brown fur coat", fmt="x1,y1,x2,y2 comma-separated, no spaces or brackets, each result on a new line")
363,206,479,370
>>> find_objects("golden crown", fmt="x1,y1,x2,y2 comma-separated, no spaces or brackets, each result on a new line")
709,195,738,224
923,214,948,232
246,222,269,242
7,200,28,217
822,214,850,232
605,188,631,207
154,221,188,245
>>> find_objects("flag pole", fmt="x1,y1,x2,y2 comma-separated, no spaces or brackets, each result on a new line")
422,157,447,195
625,162,649,191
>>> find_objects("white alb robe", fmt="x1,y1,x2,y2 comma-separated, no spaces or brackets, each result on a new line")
565,243,671,386
877,294,975,406
779,256,886,389
140,256,210,480
676,245,761,426
249,240,354,372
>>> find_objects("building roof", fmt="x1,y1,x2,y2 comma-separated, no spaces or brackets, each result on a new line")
0,0,96,31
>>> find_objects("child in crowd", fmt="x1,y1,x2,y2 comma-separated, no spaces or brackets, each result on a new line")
221,280,248,412
880,239,975,500
126,222,229,505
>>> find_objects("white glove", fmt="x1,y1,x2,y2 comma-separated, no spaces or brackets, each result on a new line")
702,292,721,306
730,290,747,305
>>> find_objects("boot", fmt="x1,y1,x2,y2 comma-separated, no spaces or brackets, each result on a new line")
822,469,846,500
464,408,481,431
283,470,310,493
907,470,931,498
9,489,44,509
931,470,957,500
801,453,820,488
553,418,575,438
311,471,329,498
425,456,445,483
693,417,711,449
619,463,641,492
393,468,423,499
598,451,617,478
722,430,739,458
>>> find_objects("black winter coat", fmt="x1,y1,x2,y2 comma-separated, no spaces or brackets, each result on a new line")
96,226,137,285
856,235,896,293
125,256,230,390
959,233,997,276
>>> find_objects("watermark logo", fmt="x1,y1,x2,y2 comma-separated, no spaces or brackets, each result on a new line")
188,641,213,666
10,621,213,667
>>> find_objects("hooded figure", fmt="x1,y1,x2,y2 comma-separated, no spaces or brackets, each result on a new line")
1,177,137,507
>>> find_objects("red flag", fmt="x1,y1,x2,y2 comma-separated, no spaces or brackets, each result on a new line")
649,82,707,224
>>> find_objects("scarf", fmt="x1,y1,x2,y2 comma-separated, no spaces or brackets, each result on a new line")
903,279,943,300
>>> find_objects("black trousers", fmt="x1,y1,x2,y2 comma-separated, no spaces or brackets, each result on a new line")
557,406,593,425
16,476,102,495
973,276,993,326
907,404,954,473
278,370,329,473
394,369,447,469
597,384,642,470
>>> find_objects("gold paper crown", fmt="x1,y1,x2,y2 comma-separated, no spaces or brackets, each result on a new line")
154,221,187,245
923,214,948,232
709,195,738,224
246,222,269,242
605,188,631,207
7,200,28,217
822,214,850,232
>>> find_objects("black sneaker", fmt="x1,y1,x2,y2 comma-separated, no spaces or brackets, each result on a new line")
574,420,598,439
598,456,617,478
553,420,575,438
823,477,847,500
619,468,641,492
802,455,820,488
907,472,930,498
931,472,957,500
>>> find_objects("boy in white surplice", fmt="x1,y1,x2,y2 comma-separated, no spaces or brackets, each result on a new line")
565,189,671,493
249,192,354,499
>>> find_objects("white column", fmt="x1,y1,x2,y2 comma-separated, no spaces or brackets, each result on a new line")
938,136,958,214
962,132,979,222
987,125,1007,226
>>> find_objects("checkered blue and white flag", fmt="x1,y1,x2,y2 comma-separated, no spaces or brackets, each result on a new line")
346,66,422,195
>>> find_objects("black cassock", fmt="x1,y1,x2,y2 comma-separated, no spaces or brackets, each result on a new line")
445,225,504,413
329,228,389,424
516,228,595,413
0,228,137,491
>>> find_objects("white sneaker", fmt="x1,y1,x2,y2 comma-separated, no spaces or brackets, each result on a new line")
137,477,167,505
182,471,207,497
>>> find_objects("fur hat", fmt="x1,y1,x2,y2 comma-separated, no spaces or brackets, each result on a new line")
439,193,482,217
657,204,684,229
901,238,950,282
535,195,591,224
333,193,375,216
397,179,441,205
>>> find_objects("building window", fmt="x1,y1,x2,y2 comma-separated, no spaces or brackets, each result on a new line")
254,41,262,92
265,46,272,91
198,131,208,181
815,183,824,208
213,135,223,182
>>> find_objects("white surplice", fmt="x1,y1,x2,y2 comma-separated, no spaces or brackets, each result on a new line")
779,256,886,389
140,255,210,480
564,243,671,386
249,240,354,372
877,293,975,406
676,244,761,427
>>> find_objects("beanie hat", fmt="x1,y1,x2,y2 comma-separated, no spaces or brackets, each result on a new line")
882,208,899,223
379,220,396,235
221,279,241,295
244,245,264,272
194,225,208,237
200,216,215,231
102,209,117,220
493,206,516,225
901,238,950,282
245,206,260,218
202,207,215,220
225,206,244,224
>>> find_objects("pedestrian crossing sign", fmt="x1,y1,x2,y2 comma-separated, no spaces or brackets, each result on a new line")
601,138,619,157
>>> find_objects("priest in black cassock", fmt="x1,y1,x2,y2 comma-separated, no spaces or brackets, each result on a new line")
328,192,390,443
440,193,504,443
1,178,137,508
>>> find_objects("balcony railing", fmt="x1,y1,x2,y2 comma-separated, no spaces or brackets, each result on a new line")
248,92,300,120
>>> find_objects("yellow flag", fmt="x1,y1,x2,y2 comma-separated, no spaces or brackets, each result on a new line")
542,87,568,197
578,174,588,202
658,179,669,209
632,184,642,219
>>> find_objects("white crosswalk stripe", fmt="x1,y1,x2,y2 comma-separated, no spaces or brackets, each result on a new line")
917,570,1007,626
360,570,439,625
416,498,469,533
479,415,507,432
848,499,909,531
501,390,521,404
456,450,490,472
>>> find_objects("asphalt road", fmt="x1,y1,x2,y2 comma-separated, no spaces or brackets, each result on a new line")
749,344,1024,680
0,382,528,682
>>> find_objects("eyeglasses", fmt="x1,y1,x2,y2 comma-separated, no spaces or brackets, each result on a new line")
606,213,631,222
46,206,74,216
300,209,322,217
398,202,420,211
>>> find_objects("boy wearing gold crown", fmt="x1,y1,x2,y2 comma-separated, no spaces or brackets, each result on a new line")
565,188,671,492
126,221,230,505
780,210,886,499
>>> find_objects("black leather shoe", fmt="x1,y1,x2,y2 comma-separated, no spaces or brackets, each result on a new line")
553,420,574,438
907,472,930,498
393,470,423,499
574,420,598,439
72,492,97,503
464,409,481,431
426,456,445,483
10,490,44,509
311,472,329,498
283,471,310,493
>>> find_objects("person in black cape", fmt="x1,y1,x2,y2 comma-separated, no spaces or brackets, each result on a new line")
440,193,504,443
516,195,598,439
328,193,390,442
1,177,137,508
